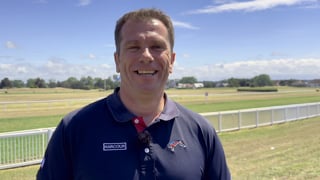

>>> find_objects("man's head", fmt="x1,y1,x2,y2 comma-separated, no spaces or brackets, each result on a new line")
113,8,176,94
114,8,174,54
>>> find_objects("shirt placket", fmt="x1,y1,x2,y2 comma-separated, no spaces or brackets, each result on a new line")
132,117,157,179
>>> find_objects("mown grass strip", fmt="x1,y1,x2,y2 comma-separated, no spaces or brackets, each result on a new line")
0,115,62,133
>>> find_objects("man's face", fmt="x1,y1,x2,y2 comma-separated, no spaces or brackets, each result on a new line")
114,19,175,93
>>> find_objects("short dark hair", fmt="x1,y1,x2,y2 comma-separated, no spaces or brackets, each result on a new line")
114,8,175,53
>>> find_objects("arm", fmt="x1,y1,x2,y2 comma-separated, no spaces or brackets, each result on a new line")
36,121,73,180
204,129,231,180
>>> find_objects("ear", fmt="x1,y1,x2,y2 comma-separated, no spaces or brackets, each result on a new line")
169,52,176,74
114,52,120,73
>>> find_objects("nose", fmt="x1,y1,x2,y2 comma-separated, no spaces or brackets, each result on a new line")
140,48,154,63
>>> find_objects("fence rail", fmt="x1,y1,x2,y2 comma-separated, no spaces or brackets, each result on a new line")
0,128,54,170
0,102,319,170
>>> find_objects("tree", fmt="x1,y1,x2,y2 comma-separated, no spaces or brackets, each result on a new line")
12,80,25,88
62,77,80,89
0,77,13,88
26,78,36,88
48,79,57,88
252,74,273,87
94,77,105,89
105,77,114,90
34,78,47,88
238,78,251,87
80,76,94,90
179,76,197,84
203,81,216,88
227,78,240,87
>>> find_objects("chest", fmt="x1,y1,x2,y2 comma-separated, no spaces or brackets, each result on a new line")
69,120,206,180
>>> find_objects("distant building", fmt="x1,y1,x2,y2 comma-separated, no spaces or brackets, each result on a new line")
215,82,229,87
193,83,204,88
177,83,204,89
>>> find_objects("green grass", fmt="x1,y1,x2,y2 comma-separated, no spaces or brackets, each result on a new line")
1,87,320,132
0,115,62,133
0,165,39,180
220,116,320,179
185,95,320,113
237,87,278,92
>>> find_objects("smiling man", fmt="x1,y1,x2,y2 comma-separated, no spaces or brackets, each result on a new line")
114,12,175,126
37,8,230,180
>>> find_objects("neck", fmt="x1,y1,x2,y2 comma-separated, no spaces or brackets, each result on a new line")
118,88,165,126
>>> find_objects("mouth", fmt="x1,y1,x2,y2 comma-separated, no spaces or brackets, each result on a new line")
134,70,158,76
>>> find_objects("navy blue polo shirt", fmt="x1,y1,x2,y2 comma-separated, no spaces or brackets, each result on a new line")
37,88,230,180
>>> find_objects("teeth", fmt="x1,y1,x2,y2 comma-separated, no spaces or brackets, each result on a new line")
138,70,155,74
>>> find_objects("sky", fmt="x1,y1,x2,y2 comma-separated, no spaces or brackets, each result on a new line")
1,0,320,82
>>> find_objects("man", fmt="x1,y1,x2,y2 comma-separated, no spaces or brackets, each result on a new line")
37,8,231,179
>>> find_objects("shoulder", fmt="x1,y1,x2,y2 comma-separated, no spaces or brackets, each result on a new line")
171,101,218,140
174,102,213,128
61,97,108,127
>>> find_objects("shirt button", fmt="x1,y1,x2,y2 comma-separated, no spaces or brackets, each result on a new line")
144,148,150,154
134,119,139,124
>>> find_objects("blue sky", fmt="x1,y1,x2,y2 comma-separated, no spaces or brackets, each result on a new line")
1,0,320,82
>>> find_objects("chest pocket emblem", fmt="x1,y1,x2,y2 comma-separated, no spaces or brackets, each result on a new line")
167,140,186,152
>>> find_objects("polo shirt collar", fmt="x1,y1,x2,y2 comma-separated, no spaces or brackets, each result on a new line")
106,87,179,123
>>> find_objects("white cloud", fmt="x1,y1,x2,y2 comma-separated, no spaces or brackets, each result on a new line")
0,63,32,79
171,58,320,81
77,0,91,6
182,53,191,58
88,53,96,59
5,41,17,49
0,59,116,81
172,20,199,30
188,0,318,14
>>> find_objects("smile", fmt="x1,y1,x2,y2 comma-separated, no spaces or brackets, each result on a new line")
135,70,158,76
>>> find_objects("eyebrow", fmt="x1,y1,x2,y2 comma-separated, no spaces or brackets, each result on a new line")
123,38,167,46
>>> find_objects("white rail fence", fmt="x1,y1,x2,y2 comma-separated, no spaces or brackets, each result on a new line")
0,102,320,170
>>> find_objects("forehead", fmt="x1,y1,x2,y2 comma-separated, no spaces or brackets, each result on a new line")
120,19,169,42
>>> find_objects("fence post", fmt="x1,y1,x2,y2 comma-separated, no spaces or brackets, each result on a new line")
271,109,274,125
238,111,241,130
47,129,54,143
285,107,288,122
218,112,222,132
256,110,259,128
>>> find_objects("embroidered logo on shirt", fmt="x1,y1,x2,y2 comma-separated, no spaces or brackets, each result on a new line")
103,142,127,151
167,140,186,152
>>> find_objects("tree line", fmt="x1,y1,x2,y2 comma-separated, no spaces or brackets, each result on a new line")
0,74,314,90
176,74,273,88
0,75,120,90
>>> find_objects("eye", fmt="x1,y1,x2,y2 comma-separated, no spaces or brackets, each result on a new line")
151,44,165,51
127,45,140,51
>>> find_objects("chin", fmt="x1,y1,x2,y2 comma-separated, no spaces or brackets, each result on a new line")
138,85,164,93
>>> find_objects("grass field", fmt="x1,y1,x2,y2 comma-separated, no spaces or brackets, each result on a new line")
1,86,320,132
221,116,320,179
0,87,320,179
